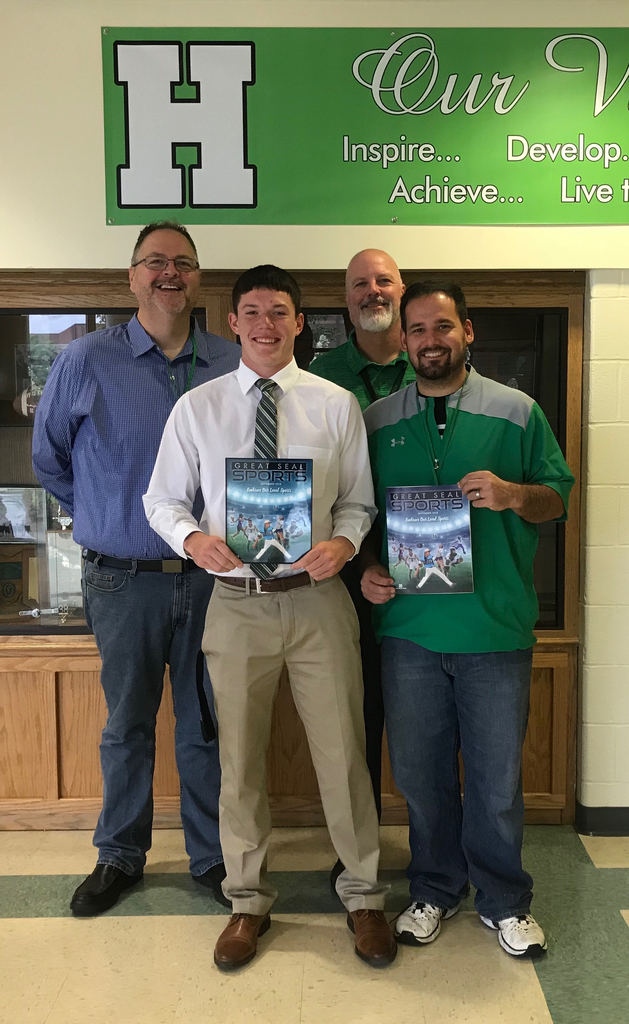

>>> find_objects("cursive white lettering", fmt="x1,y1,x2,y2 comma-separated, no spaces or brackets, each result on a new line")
352,33,529,116
545,34,629,117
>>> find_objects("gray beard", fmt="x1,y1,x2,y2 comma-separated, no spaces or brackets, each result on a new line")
357,304,395,333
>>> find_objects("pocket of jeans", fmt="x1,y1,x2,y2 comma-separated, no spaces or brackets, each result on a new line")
85,565,130,594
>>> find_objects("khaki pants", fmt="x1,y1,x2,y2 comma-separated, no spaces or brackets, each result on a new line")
203,574,388,916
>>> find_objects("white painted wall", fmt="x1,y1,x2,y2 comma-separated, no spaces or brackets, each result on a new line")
2,0,629,808
0,0,629,270
580,270,629,809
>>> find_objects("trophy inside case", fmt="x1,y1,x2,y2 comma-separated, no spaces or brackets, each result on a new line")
0,306,208,633
0,312,135,633
0,487,83,629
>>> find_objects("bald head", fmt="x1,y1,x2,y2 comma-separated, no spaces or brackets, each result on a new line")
345,249,401,290
345,249,405,334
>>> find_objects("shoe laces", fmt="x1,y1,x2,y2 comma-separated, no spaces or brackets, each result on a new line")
503,914,537,934
406,901,441,921
352,909,381,922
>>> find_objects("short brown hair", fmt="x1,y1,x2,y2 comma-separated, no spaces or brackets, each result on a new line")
401,279,468,331
232,265,301,315
131,221,198,264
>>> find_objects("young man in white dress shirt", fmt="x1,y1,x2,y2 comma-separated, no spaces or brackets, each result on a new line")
144,265,395,973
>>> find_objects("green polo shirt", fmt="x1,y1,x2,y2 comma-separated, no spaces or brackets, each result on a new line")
308,329,417,411
363,368,575,654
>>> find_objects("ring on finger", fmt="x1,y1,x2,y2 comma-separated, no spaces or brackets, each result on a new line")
476,490,481,499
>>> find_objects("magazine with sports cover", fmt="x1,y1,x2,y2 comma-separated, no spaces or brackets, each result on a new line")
385,485,473,595
225,459,313,564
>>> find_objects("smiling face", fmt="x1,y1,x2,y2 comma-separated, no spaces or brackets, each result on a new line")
345,249,405,334
228,288,304,377
402,292,473,387
128,228,200,319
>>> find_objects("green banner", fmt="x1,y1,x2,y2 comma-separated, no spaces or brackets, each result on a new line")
102,27,629,225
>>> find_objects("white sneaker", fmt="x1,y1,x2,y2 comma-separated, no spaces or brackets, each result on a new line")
480,913,547,958
395,901,460,945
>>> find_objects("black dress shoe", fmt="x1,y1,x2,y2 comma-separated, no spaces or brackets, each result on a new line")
70,864,143,917
330,858,345,893
193,862,232,908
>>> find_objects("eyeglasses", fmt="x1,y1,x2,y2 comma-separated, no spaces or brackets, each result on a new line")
131,256,200,273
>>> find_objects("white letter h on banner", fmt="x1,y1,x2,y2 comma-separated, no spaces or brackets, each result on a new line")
115,42,256,208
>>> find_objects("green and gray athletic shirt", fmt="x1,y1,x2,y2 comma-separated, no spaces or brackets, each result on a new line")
308,330,416,412
363,367,575,653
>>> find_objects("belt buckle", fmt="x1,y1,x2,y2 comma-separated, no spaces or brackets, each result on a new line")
162,559,182,573
255,577,263,594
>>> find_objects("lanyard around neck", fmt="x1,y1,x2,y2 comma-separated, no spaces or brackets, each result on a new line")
167,334,197,401
418,377,467,484
359,361,408,405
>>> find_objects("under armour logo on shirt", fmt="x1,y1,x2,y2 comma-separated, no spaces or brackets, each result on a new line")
391,436,405,447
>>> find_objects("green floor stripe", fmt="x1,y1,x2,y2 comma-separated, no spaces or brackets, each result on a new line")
1,827,628,1023
522,827,629,1024
0,869,413,920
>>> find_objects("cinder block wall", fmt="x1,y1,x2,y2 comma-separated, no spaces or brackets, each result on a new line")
580,270,629,812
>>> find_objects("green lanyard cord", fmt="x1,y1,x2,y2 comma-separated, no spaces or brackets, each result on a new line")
184,334,198,394
167,334,197,400
417,375,467,484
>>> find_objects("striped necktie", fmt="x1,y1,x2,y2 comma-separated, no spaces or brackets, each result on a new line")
250,378,279,580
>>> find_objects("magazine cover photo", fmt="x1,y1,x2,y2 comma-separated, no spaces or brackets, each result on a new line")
225,459,313,564
385,485,474,595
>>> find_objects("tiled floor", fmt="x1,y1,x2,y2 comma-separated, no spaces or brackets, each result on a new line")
0,826,627,1024
579,834,629,868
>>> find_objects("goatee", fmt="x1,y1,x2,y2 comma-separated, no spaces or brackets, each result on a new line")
412,346,468,385
358,303,397,333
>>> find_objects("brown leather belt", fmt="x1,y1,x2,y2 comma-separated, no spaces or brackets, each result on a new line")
218,572,313,594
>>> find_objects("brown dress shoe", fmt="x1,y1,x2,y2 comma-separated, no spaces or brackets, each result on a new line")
347,910,397,968
214,913,271,972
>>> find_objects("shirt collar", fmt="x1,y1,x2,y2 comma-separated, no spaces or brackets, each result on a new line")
236,357,300,397
126,314,208,362
345,328,409,373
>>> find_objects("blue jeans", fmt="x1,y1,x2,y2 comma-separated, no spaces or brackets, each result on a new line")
83,560,222,876
381,637,533,921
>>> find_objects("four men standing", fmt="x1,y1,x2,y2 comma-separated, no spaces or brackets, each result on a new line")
32,231,574,969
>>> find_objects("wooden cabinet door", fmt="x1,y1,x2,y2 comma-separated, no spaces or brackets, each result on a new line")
265,645,576,826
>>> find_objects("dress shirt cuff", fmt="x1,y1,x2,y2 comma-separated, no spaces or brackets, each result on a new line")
331,504,375,560
172,521,203,560
331,529,360,560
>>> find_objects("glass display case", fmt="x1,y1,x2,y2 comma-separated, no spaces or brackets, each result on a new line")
469,308,567,628
294,309,351,369
0,295,569,633
0,307,206,633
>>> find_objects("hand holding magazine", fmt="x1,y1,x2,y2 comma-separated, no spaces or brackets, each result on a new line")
386,485,473,595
